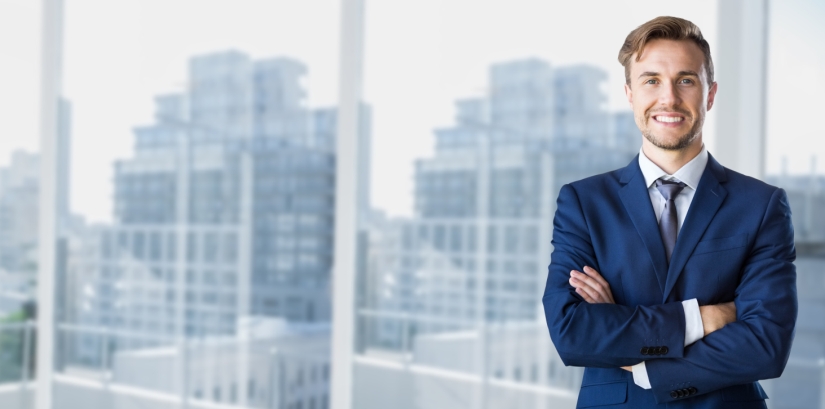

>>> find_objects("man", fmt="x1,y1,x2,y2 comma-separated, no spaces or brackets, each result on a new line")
542,16,797,408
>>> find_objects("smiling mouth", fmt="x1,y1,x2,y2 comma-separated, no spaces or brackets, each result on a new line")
653,115,685,123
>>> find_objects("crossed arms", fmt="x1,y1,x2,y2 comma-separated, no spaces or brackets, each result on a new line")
570,265,736,374
542,184,798,403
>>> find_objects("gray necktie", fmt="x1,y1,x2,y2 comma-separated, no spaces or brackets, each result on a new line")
656,179,687,263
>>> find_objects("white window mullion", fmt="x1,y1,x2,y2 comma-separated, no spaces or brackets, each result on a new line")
330,1,365,408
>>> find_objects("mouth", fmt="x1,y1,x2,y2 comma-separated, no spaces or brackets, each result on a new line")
651,113,687,126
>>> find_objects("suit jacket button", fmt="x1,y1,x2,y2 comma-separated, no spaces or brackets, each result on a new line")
661,346,669,355
641,347,649,355
670,391,679,399
653,346,662,355
689,387,697,395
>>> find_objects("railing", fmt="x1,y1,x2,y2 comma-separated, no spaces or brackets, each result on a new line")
1,320,823,408
354,309,582,393
52,323,330,409
0,315,577,407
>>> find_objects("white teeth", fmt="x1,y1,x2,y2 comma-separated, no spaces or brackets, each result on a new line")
655,116,683,123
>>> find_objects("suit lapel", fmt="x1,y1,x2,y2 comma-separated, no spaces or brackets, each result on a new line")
662,154,728,302
618,156,669,295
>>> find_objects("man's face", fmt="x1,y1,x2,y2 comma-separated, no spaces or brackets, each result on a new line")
624,39,717,151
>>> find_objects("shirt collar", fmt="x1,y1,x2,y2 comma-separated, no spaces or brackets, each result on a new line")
638,144,708,190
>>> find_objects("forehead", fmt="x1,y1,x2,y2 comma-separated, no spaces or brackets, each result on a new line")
631,39,707,76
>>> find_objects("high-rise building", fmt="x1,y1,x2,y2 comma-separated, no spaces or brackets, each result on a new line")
69,50,370,361
0,151,40,276
0,97,73,278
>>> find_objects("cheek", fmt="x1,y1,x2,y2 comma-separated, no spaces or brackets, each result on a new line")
684,91,707,112
632,103,652,122
632,93,657,113
632,111,647,129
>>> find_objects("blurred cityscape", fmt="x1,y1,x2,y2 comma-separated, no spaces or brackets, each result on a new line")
0,49,823,409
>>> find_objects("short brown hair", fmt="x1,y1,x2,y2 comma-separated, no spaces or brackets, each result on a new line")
618,16,714,86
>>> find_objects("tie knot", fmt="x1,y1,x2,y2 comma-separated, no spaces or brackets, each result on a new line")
655,179,686,201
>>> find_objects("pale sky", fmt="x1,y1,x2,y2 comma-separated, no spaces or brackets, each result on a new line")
0,0,823,222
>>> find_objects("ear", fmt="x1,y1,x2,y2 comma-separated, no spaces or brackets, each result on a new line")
706,81,718,111
624,83,633,107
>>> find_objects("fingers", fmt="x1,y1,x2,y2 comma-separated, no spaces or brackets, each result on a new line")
573,280,602,303
569,267,615,304
570,267,615,304
583,266,615,303
575,287,597,303
571,274,606,303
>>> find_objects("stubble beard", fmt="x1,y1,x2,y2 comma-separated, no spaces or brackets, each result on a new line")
641,113,704,151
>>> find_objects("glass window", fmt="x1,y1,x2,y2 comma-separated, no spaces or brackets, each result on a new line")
0,1,40,393
762,1,825,407
52,2,340,408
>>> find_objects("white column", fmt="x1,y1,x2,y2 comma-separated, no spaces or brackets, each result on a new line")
330,0,365,408
713,0,770,179
36,0,64,408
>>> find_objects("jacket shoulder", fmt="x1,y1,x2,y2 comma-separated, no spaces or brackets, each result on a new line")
722,167,784,197
565,168,625,193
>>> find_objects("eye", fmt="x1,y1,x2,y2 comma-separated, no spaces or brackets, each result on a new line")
680,78,694,84
645,79,658,85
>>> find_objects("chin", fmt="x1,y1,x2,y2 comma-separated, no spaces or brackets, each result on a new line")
643,131,698,151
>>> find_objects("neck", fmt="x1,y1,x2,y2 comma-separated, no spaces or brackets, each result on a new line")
642,137,703,174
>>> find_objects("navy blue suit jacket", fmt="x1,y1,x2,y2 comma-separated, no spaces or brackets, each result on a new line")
543,154,797,408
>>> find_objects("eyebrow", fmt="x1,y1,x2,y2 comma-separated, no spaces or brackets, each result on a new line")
637,71,701,79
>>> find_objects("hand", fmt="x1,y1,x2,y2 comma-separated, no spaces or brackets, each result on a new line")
699,302,737,336
569,266,615,304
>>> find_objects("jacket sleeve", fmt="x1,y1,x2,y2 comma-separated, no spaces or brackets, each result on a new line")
543,183,688,368
644,188,798,404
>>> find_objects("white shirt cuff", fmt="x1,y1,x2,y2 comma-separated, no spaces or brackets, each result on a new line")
682,298,704,346
632,361,652,389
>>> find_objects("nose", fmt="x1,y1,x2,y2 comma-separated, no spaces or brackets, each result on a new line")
658,81,682,107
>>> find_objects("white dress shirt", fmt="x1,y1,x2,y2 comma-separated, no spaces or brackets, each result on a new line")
631,145,708,389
